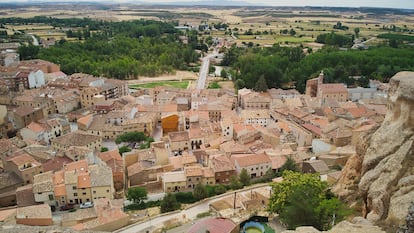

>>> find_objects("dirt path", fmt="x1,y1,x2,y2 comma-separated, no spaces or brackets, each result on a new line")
127,71,198,85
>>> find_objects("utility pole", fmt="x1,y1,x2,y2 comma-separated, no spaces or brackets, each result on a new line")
233,192,236,209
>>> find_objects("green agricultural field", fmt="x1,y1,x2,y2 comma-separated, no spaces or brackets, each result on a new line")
129,80,189,89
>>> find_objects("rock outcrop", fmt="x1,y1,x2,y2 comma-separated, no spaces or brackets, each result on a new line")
334,71,414,225
281,218,386,233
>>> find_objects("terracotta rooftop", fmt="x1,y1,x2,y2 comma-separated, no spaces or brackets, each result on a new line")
64,159,88,173
184,165,203,177
25,122,46,133
8,154,41,168
202,167,215,178
210,154,234,173
231,153,271,167
162,170,186,183
54,184,66,196
14,106,36,117
302,123,322,136
52,132,101,149
270,155,288,170
127,162,144,177
98,149,122,162
77,172,91,188
188,217,236,233
319,83,347,93
42,156,72,173
168,131,189,142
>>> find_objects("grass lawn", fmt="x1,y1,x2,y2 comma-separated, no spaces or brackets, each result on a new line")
129,80,189,89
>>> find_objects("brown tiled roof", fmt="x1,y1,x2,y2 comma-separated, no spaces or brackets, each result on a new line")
14,106,35,117
304,160,329,173
168,131,189,142
184,165,203,177
54,184,66,196
64,159,88,173
202,167,215,178
43,156,72,173
302,123,322,136
77,173,91,188
188,217,236,233
53,170,65,185
26,122,46,133
52,132,101,148
231,153,271,167
319,83,347,93
98,149,122,161
127,162,143,177
9,154,41,167
270,155,287,170
33,171,54,193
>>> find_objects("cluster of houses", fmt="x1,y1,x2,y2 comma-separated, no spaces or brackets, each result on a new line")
0,52,390,230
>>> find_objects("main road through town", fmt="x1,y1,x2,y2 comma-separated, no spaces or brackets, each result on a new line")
115,184,270,233
196,50,218,90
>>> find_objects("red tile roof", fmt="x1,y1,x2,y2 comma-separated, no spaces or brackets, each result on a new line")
188,217,236,233
319,83,347,93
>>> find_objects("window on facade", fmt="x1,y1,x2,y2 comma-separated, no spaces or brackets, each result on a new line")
82,192,86,195
72,186,77,190
48,194,54,201
74,193,78,196
93,191,96,194
106,190,109,193
38,192,42,195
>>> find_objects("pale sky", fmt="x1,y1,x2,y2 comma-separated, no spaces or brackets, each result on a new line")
1,0,413,9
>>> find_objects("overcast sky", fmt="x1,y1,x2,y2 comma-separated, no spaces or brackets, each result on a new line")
1,0,413,9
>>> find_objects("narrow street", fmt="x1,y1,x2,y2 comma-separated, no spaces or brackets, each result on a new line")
115,185,270,233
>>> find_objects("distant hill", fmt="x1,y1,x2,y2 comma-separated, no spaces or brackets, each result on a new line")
153,0,258,6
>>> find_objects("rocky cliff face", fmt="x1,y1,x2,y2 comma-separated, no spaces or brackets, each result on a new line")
334,71,414,225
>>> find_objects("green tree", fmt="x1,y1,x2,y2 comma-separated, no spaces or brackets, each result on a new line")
18,44,39,60
220,69,228,79
254,75,269,92
239,168,251,187
268,171,350,230
118,146,131,154
100,147,109,152
126,187,147,204
214,185,227,195
354,27,360,38
278,157,299,175
193,183,208,201
160,193,181,213
208,81,221,89
229,175,243,190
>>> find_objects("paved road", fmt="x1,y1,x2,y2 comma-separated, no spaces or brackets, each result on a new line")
196,50,219,90
115,185,270,233
196,56,210,89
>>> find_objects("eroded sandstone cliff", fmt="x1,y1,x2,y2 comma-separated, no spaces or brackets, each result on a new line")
334,71,414,226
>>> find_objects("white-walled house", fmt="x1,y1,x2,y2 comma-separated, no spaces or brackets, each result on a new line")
28,69,46,89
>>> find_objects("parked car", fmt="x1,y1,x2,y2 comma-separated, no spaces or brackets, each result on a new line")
59,204,75,211
80,202,94,209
